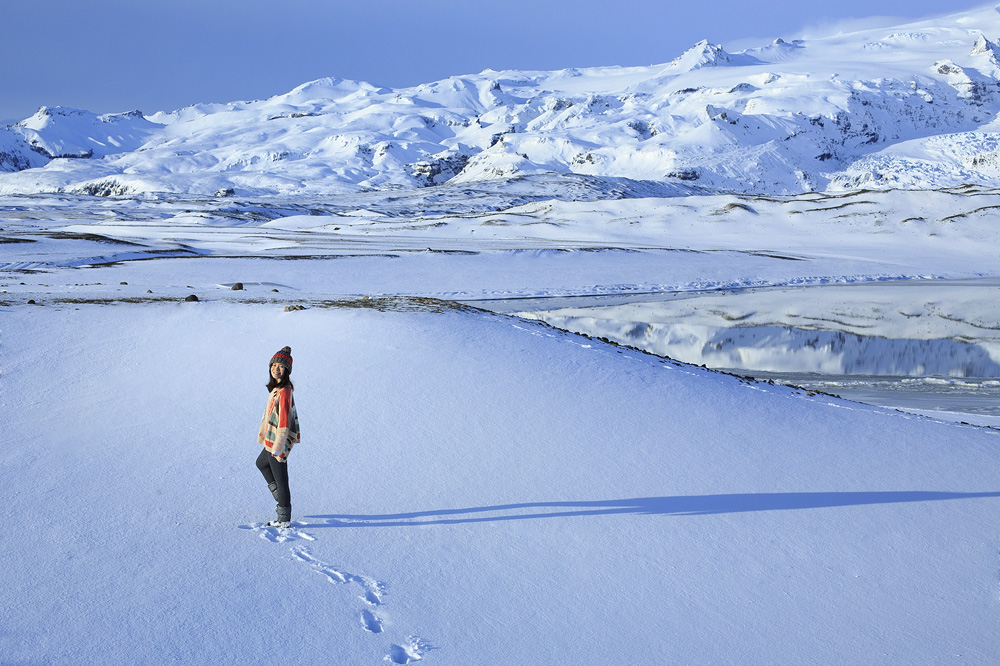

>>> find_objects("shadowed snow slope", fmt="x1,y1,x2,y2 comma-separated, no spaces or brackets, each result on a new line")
8,5,1000,195
4,301,1000,664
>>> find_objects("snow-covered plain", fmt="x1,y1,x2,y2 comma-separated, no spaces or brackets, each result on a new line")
4,179,1000,664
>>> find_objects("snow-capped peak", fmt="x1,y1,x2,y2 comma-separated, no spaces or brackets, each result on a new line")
665,40,739,72
7,106,158,161
273,77,388,106
971,33,997,54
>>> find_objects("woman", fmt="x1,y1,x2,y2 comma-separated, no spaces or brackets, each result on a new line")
256,346,301,527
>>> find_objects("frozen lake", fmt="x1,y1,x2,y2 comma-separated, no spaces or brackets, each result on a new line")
476,278,1000,426
6,189,1000,428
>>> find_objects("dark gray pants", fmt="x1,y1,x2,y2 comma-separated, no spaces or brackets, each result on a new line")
255,448,291,508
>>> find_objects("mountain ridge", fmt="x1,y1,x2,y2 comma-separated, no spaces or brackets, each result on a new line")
5,4,1000,197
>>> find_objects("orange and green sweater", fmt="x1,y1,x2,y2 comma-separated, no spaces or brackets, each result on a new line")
258,386,300,461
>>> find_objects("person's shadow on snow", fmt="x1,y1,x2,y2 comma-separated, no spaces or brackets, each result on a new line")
303,491,1000,527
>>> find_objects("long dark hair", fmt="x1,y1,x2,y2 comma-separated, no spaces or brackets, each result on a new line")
266,369,293,392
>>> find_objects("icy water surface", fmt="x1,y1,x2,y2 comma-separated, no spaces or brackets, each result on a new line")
478,278,1000,425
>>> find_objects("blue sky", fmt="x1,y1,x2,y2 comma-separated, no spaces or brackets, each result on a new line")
0,0,988,123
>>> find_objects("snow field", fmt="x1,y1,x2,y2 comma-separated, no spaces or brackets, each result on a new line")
4,300,1000,664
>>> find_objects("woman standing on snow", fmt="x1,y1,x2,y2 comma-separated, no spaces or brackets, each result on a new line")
256,346,301,527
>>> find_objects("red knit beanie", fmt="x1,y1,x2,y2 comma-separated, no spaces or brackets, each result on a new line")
270,346,293,371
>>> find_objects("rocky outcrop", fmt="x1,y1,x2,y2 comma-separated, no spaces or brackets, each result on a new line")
74,179,134,197
410,154,471,186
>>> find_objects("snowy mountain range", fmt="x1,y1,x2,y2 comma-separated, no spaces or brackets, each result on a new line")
6,5,1000,197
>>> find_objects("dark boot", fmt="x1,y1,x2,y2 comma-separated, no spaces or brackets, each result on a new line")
269,504,292,528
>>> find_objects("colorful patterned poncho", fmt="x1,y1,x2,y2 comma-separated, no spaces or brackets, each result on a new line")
258,385,300,461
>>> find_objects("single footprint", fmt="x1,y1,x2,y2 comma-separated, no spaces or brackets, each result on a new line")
358,575,386,606
386,636,434,664
361,608,384,633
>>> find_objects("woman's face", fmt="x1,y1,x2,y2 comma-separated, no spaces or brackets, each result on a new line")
270,363,287,382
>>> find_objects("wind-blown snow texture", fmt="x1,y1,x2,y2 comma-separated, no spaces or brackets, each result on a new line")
5,301,1000,665
8,5,1000,196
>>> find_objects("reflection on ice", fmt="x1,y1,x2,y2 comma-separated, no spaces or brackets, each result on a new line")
511,279,1000,421
577,321,1000,377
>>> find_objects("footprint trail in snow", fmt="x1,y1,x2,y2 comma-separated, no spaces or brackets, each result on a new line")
287,544,436,661
242,521,435,661
290,546,388,633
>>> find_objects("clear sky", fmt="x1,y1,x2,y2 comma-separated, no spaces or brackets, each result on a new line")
0,0,989,123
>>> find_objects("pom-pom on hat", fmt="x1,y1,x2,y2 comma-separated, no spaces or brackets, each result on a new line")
270,346,293,370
